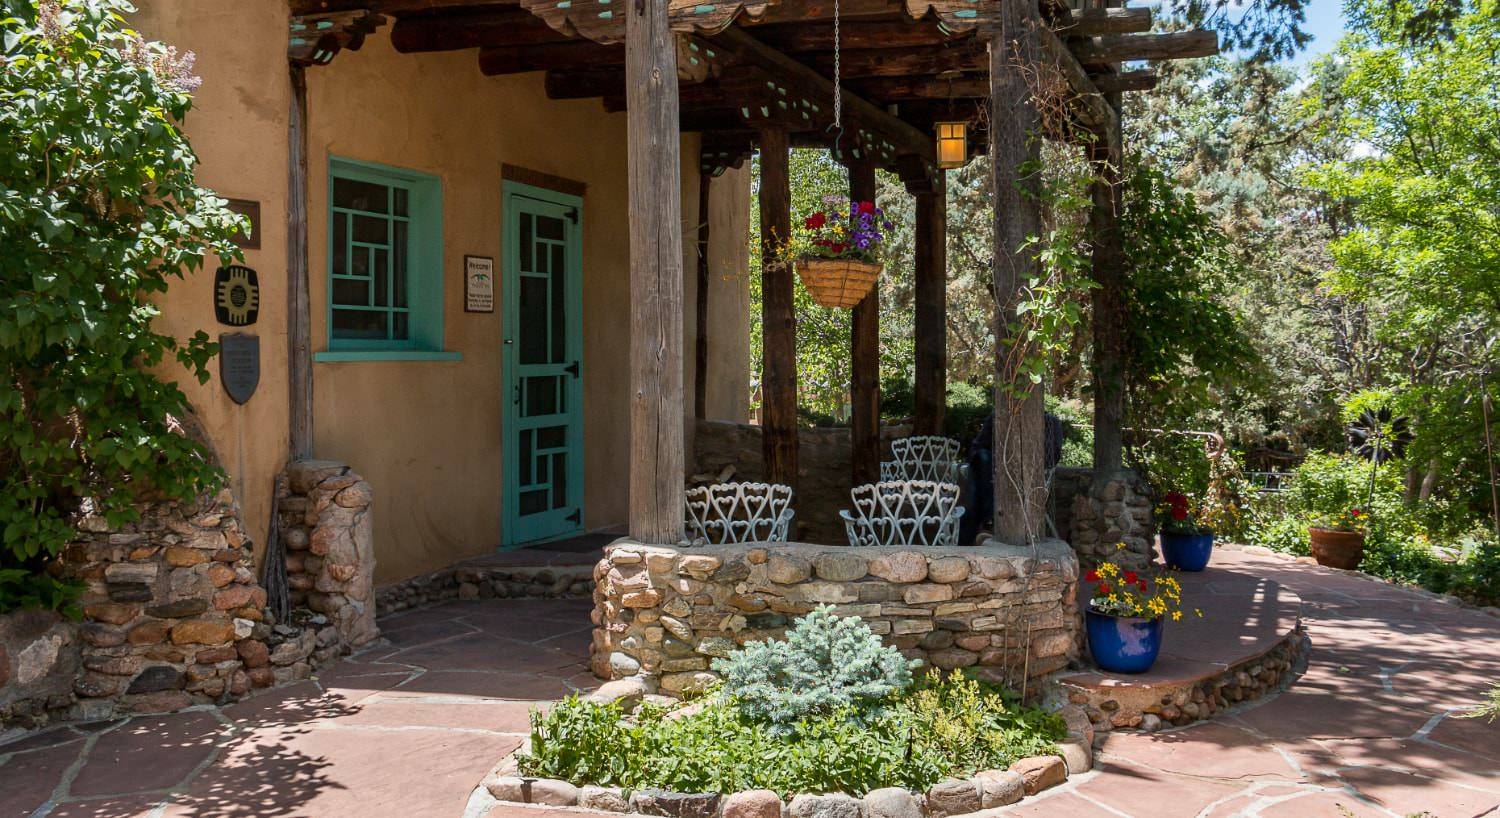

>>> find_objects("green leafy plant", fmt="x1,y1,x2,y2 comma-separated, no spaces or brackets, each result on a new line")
1,0,244,612
517,670,1064,797
712,606,917,728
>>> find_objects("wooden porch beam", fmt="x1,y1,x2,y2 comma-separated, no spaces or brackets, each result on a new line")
627,0,686,543
1036,24,1115,131
288,66,314,459
709,28,934,163
1093,69,1158,93
803,44,989,79
1089,93,1127,476
913,172,946,437
694,166,712,421
848,158,881,488
1059,6,1153,37
751,20,974,52
758,127,799,492
389,6,565,52
1072,30,1219,66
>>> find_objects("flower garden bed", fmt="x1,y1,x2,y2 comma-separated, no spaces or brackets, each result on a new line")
479,607,1095,818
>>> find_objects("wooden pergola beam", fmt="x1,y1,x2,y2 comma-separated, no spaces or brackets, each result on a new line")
1072,30,1219,66
389,6,564,52
1036,24,1115,131
803,44,988,79
751,20,974,52
709,27,934,162
1093,69,1157,93
478,42,623,74
1059,6,1153,37
848,158,880,488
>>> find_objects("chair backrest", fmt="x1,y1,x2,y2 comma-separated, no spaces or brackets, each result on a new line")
839,480,965,547
684,482,795,545
880,435,964,484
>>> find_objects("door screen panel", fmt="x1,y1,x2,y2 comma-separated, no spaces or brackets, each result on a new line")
505,191,583,545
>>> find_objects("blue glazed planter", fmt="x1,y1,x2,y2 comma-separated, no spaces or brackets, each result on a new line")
1161,531,1215,572
1086,609,1164,674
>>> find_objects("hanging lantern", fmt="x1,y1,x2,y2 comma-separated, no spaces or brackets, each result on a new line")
935,121,969,169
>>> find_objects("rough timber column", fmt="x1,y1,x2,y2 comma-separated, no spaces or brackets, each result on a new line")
627,0,686,543
759,128,799,491
913,172,948,437
990,0,1049,544
287,65,313,460
1089,94,1127,476
848,158,881,486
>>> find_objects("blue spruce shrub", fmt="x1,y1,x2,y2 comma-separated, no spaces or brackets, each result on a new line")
712,606,918,727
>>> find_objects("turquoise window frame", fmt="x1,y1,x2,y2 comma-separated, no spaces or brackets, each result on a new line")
317,157,458,363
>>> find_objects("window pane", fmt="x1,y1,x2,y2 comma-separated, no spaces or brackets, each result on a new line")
518,277,548,364
372,248,388,307
353,215,387,244
334,177,388,213
518,429,533,486
393,221,409,308
536,214,564,241
519,490,548,516
332,309,387,339
536,425,566,450
392,310,409,341
333,215,348,275
551,244,566,363
351,245,369,278
332,278,368,308
393,186,408,217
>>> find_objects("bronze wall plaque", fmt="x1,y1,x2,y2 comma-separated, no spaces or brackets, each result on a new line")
219,333,260,405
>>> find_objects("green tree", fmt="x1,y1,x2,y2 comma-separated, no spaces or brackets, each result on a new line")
0,0,244,611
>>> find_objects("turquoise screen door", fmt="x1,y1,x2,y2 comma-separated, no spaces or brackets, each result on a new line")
502,182,584,546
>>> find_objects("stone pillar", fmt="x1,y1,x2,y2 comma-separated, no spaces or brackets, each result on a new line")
1067,470,1156,571
277,460,378,649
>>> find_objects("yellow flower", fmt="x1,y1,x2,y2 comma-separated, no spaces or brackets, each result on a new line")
1172,611,1183,621
1115,542,1127,550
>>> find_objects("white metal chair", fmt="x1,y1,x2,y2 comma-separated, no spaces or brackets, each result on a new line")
880,435,965,484
685,482,795,545
840,480,965,547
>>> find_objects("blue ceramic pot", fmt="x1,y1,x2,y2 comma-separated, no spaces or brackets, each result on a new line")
1086,609,1164,674
1161,531,1214,572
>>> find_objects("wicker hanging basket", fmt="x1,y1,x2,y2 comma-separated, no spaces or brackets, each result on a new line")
795,257,883,309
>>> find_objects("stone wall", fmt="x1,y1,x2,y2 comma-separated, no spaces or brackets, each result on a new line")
377,563,596,614
1053,468,1156,572
1,459,378,731
691,419,911,546
277,460,377,649
591,539,1081,697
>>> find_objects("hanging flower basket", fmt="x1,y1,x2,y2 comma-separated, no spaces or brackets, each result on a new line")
795,257,883,309
785,196,892,310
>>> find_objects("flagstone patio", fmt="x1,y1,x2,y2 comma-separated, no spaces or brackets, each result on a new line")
1,549,1496,818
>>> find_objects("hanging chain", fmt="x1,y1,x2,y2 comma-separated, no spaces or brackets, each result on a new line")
832,0,842,132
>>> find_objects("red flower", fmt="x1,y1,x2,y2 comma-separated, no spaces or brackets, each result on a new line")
829,242,847,254
1085,569,1100,583
1123,571,1139,584
1350,508,1363,517
805,212,827,230
1097,583,1112,595
1171,506,1188,521
1138,580,1149,591
857,200,876,214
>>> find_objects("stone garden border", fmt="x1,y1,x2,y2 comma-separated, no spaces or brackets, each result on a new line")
475,700,1097,818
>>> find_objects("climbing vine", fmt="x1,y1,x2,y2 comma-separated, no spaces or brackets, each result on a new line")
0,0,244,612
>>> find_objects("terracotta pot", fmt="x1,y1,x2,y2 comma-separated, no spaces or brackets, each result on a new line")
795,257,882,309
1308,526,1365,570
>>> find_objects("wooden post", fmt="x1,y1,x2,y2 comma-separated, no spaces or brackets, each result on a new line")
759,128,798,491
1089,94,1127,476
913,171,947,437
695,167,712,421
848,158,880,486
626,0,685,544
989,0,1049,545
287,64,314,460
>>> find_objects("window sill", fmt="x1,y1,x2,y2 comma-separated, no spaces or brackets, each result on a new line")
314,350,463,363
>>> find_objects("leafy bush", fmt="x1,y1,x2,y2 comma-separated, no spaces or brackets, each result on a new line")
712,606,917,728
1246,454,1497,604
518,670,1064,797
1,0,243,612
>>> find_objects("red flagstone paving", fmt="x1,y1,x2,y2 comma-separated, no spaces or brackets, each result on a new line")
1,550,1497,817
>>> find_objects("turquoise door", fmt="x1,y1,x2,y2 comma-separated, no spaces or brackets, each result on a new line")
502,182,584,546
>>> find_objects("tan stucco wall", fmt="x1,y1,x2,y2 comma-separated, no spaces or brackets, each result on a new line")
127,6,751,584
128,1,294,558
